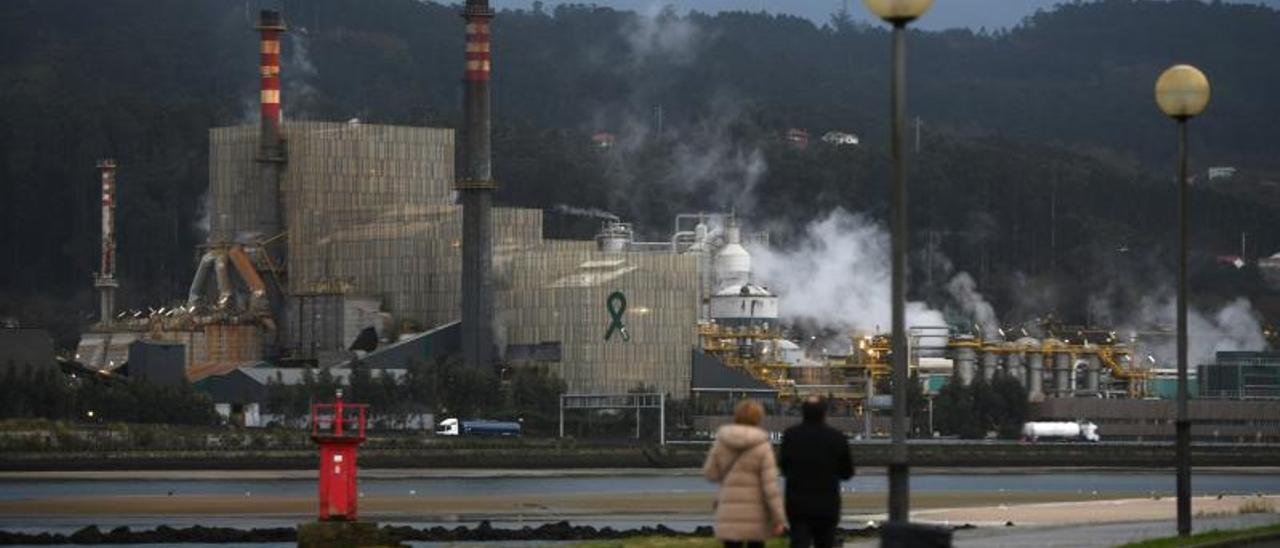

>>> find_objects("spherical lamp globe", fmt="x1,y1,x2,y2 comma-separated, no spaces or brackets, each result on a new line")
863,0,934,23
1155,64,1211,119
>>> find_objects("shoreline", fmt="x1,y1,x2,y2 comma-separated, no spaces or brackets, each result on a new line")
5,443,1280,471
1,491,1275,524
3,466,1279,481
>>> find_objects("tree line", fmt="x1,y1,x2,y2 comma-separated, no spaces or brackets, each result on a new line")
261,357,568,435
931,374,1030,439
0,364,220,425
2,0,1278,344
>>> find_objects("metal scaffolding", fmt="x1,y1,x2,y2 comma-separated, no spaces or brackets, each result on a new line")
559,392,666,445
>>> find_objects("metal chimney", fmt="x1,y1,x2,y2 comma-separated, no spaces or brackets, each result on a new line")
255,9,286,241
458,0,496,372
95,159,119,326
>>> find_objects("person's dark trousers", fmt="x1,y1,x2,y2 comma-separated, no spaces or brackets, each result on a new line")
722,541,764,548
789,515,840,548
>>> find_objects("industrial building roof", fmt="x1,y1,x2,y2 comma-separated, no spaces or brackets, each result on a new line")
195,364,408,405
690,350,777,393
339,321,460,370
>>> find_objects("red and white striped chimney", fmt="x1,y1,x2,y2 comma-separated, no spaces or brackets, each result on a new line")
255,9,286,241
95,159,119,325
257,10,285,137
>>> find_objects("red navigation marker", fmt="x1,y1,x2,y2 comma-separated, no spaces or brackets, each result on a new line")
310,390,369,521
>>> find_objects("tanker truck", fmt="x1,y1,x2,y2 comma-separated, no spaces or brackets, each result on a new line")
435,418,521,437
1021,421,1100,442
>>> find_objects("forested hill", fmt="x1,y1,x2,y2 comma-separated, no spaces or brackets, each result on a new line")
2,0,1278,341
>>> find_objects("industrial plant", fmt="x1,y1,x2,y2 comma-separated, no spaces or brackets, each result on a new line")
71,4,1278,442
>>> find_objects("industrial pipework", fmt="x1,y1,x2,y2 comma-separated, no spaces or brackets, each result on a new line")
458,0,497,372
94,159,119,326
255,9,286,242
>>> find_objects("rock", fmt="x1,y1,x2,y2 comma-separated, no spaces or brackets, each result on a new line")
69,525,104,544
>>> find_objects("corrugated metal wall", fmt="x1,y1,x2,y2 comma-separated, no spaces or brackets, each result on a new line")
209,122,701,397
498,241,702,396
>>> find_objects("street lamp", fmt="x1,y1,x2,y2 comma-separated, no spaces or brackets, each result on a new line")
1155,63,1210,538
863,0,932,525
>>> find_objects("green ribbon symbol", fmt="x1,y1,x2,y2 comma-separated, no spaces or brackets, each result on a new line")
605,291,630,342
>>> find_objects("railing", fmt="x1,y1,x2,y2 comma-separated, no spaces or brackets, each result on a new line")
310,400,369,440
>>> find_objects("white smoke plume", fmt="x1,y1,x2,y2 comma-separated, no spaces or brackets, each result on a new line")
919,239,1002,337
284,31,319,119
752,208,947,334
622,4,703,65
593,7,766,216
1133,294,1267,368
551,204,620,221
947,271,1001,338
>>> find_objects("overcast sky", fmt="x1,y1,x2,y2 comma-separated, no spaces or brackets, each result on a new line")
488,0,1280,30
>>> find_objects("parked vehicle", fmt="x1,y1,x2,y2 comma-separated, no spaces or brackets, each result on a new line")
1022,421,1100,442
435,417,521,437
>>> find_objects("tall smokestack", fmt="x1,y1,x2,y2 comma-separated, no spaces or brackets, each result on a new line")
458,0,496,372
95,159,119,326
256,9,286,241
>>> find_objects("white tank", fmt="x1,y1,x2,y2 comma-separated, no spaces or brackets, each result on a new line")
597,222,633,253
1022,421,1100,442
710,283,778,326
715,221,751,289
777,339,804,366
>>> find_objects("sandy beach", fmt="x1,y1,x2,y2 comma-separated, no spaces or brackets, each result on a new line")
852,495,1280,527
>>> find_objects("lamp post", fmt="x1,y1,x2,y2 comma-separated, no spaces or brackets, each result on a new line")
863,0,932,525
1155,63,1210,538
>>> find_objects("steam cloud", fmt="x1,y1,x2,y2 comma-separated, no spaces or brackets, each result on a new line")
593,7,767,218
752,209,947,334
1133,294,1266,368
622,4,701,64
947,272,1001,338
284,31,319,119
551,204,620,221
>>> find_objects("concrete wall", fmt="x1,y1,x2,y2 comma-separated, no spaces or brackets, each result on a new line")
1034,397,1280,442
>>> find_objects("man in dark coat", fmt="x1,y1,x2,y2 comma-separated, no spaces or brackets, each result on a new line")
779,395,854,548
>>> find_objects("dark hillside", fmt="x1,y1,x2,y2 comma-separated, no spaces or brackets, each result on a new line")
0,0,1276,340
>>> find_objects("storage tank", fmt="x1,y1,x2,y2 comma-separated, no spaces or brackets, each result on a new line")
596,222,633,253
1004,342,1025,387
1043,338,1070,397
1054,352,1073,396
715,219,751,289
777,339,804,366
953,339,977,386
1084,355,1101,392
709,283,779,328
1022,421,1100,442
1024,338,1045,401
981,349,999,382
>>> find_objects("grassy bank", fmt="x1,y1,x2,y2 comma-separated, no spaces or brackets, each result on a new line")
575,539,787,547
1119,521,1280,547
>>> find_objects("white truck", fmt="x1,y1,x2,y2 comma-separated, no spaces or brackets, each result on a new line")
1022,421,1100,442
435,418,521,437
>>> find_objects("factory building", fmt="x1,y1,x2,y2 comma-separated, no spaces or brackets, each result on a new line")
77,4,1268,417
75,4,716,397
1199,351,1280,400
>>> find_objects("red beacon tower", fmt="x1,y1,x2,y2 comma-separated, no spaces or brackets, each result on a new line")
310,390,369,521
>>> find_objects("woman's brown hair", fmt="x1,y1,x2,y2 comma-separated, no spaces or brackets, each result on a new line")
733,399,765,426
